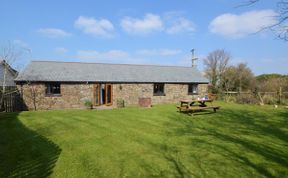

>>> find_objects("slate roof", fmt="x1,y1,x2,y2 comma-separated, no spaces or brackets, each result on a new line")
15,61,209,83
0,60,18,86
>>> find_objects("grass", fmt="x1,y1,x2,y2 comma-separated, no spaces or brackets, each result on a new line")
0,102,287,178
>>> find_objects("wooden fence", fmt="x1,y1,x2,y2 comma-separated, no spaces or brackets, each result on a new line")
0,88,27,112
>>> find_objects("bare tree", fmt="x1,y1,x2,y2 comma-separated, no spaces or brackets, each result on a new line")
203,49,230,93
0,42,31,111
27,82,42,111
239,0,288,41
0,43,22,110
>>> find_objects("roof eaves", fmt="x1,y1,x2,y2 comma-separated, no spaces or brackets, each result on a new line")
0,60,18,76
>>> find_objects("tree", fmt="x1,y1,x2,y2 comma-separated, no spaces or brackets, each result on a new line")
221,63,255,92
235,63,255,92
256,74,288,92
240,0,288,41
0,42,30,111
203,49,230,93
0,43,22,110
221,66,238,92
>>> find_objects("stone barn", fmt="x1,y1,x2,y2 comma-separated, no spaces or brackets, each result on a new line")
15,61,209,110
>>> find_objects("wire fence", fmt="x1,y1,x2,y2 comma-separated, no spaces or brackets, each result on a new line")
219,91,288,105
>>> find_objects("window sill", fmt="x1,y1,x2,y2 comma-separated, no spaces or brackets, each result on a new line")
188,93,198,95
45,94,62,97
153,93,166,96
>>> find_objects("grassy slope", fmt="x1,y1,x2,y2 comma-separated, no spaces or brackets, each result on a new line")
0,102,287,178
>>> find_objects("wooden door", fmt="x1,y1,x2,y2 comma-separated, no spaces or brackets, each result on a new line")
106,84,113,106
94,84,100,106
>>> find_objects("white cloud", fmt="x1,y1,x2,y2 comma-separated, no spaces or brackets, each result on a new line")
13,40,32,53
75,48,201,67
164,11,195,34
13,40,29,48
209,10,278,38
120,13,163,34
77,50,129,61
136,49,182,56
76,49,182,65
37,28,71,38
74,16,114,38
55,47,68,54
166,18,195,34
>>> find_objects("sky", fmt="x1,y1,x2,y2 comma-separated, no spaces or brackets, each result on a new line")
0,0,287,75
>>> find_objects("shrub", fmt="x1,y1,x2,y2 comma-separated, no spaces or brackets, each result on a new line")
236,94,258,104
223,95,237,103
117,99,125,108
262,95,277,105
280,99,288,105
84,100,93,109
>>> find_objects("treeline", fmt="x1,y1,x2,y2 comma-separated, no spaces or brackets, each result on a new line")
203,49,288,105
256,74,288,92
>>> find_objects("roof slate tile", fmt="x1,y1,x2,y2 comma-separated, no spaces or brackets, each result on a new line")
15,61,209,83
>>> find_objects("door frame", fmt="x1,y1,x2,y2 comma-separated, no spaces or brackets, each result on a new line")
105,83,113,106
93,84,100,106
93,83,113,106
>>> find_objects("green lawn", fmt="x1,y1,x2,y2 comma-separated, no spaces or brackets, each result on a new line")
0,102,287,178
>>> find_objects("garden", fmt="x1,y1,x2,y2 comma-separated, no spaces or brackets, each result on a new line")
0,102,287,177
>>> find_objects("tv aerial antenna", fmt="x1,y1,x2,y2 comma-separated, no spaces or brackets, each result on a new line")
191,49,198,68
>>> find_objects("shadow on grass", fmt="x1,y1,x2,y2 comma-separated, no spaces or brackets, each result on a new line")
177,110,216,116
136,139,195,178
164,107,288,177
0,112,61,178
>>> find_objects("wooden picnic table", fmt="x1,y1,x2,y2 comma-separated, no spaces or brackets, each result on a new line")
177,99,219,114
180,99,213,107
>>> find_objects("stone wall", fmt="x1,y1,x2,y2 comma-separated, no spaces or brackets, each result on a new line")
198,84,208,96
113,83,208,106
18,83,208,110
18,83,94,110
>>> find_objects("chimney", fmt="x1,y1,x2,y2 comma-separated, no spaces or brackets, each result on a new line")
191,49,198,68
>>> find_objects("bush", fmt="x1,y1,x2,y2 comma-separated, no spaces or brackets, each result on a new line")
117,99,125,108
84,100,93,109
236,94,258,104
223,95,237,103
262,95,277,105
280,99,288,105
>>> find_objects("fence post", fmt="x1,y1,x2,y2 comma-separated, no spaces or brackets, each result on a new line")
257,92,264,105
279,87,282,104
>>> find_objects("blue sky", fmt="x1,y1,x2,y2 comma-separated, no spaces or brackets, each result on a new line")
0,0,287,75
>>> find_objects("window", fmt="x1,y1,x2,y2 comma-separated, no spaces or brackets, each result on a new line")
188,84,198,95
45,83,61,96
153,83,165,96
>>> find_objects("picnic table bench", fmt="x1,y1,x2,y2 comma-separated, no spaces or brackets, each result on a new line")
177,98,220,114
180,99,213,107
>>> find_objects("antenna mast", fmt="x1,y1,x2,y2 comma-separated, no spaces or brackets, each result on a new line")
191,49,198,68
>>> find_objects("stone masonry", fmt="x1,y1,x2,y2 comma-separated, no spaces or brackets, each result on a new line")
18,83,208,110
18,83,94,110
113,83,208,106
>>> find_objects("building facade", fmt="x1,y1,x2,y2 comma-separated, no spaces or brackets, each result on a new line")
15,61,209,110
